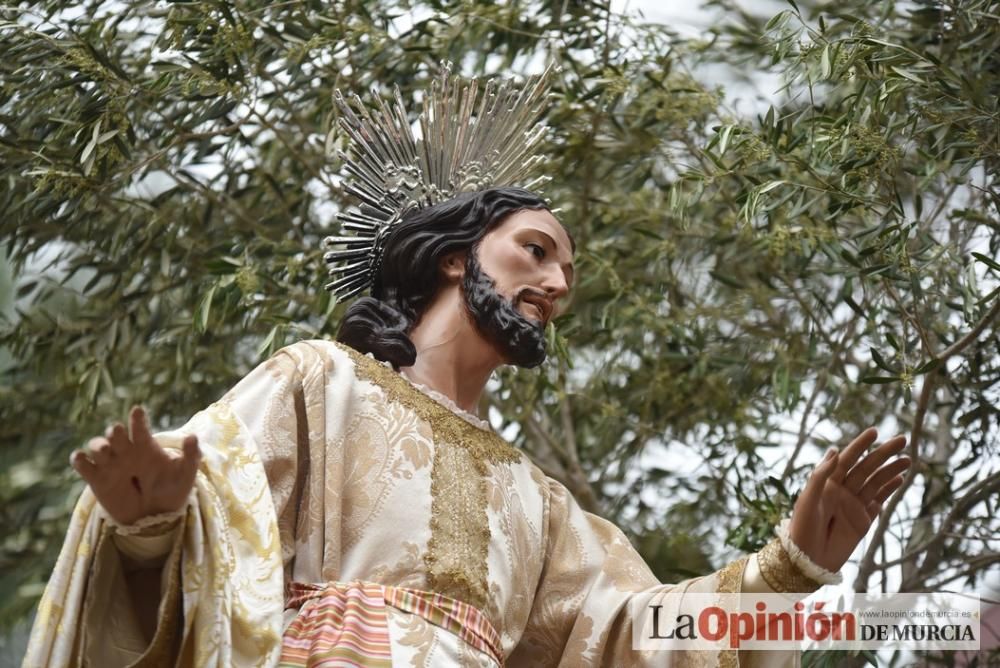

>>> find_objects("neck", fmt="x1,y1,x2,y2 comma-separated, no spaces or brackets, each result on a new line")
401,290,501,415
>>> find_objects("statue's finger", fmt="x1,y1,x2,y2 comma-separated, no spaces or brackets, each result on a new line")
129,405,155,449
87,437,114,465
859,457,910,503
106,422,130,455
844,435,906,493
834,427,878,481
181,434,201,478
181,434,201,468
174,434,201,494
796,447,839,516
70,450,101,483
873,475,904,505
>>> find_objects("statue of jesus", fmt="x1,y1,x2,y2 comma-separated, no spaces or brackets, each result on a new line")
24,68,910,668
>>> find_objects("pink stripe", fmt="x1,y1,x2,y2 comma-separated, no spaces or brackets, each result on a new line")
281,581,504,667
297,621,387,638
280,582,392,668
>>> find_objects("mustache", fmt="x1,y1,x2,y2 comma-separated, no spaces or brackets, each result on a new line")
515,288,552,322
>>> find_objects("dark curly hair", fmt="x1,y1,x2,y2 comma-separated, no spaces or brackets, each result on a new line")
336,187,551,367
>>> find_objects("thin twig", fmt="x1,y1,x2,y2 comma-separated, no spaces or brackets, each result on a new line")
883,280,934,358
855,370,935,592
921,553,1000,591
855,294,1000,592
781,372,826,480
939,297,1000,360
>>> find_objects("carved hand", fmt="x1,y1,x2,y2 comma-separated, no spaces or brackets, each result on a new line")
789,428,910,573
70,406,201,526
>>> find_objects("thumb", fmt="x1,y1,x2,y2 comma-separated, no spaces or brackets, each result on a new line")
795,447,839,515
70,450,100,485
180,434,201,477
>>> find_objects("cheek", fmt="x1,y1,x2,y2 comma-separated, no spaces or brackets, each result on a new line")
479,245,533,289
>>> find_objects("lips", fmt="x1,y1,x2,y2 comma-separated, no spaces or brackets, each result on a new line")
519,292,552,324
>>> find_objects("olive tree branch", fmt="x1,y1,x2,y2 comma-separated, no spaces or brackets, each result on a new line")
902,471,1000,590
865,472,1000,572
854,296,1000,591
920,552,1000,591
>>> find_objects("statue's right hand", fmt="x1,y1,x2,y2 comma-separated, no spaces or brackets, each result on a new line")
71,406,201,526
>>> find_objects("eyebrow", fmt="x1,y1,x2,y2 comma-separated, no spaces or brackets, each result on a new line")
533,228,575,286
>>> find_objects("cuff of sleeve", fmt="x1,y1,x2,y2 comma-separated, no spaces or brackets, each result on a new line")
102,507,187,567
101,505,188,536
757,519,842,593
776,518,842,585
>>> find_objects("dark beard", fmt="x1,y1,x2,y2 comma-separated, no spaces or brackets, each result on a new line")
461,252,547,368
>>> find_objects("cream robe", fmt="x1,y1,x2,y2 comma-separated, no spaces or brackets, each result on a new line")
25,340,820,667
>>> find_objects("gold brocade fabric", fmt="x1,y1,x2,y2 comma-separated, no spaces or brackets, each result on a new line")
717,557,749,668
25,403,284,667
758,537,823,594
344,346,520,611
26,339,815,668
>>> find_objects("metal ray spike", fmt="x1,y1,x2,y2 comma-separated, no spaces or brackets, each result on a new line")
326,271,372,291
324,63,558,298
324,249,369,263
324,235,374,246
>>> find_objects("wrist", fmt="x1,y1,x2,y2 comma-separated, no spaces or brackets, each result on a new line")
104,507,186,535
758,518,843,593
103,507,186,569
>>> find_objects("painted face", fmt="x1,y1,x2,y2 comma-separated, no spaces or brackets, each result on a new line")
474,208,575,325
461,208,575,368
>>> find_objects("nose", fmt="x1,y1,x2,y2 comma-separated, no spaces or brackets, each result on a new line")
541,265,570,301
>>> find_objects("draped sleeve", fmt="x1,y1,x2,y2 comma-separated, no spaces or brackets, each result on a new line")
21,342,336,668
507,477,820,668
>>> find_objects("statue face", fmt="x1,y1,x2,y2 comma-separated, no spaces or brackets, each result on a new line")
473,208,575,326
459,208,574,368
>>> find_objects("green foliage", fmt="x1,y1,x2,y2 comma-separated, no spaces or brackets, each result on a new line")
2,5,998,663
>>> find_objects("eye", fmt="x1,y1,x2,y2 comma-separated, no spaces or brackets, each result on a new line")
526,243,546,260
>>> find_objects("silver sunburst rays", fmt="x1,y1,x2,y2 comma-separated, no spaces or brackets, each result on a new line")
323,63,556,300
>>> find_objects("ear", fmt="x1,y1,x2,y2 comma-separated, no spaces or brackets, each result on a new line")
440,251,466,282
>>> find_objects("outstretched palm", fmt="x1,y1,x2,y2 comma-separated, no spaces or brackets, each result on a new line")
71,406,201,526
789,428,910,573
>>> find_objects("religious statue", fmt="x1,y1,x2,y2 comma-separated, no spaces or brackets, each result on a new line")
24,65,910,668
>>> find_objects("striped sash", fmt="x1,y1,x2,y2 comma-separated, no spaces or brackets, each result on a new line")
280,581,503,667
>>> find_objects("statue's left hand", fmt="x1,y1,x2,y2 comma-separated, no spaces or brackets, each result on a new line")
789,428,910,573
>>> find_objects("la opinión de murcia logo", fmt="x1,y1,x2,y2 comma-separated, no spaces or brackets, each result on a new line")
630,592,981,651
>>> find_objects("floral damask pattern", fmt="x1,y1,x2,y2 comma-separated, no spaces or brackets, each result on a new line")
28,339,812,668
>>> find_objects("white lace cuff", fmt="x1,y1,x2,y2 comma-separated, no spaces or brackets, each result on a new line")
100,505,187,567
100,504,188,536
775,518,842,586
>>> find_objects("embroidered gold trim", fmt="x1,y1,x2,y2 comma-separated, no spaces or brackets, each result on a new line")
340,344,520,464
674,557,748,668
758,537,822,594
716,555,747,595
425,443,490,607
341,343,520,610
717,556,748,668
